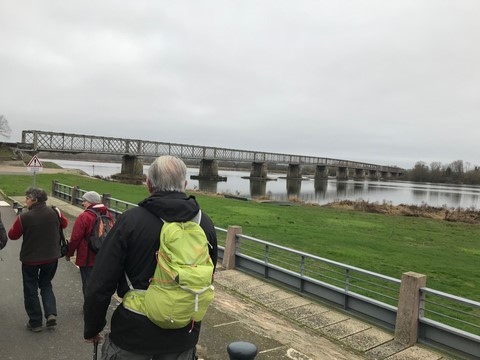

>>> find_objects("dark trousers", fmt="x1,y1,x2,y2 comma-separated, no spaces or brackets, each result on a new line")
22,261,58,327
80,266,93,300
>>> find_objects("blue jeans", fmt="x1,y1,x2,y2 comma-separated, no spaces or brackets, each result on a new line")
22,261,58,327
101,333,197,360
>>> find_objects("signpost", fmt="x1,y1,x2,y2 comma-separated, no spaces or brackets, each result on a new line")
26,155,43,186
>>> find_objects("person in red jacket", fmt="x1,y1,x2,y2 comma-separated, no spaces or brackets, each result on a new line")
66,191,114,305
8,187,68,332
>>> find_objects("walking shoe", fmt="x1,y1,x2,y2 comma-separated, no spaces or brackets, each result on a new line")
26,322,43,332
46,314,57,328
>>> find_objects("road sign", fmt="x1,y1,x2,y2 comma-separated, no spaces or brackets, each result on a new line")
26,155,43,172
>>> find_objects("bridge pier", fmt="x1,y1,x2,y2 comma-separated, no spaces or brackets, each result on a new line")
250,180,267,198
112,155,144,184
250,162,268,179
190,159,226,181
199,159,218,178
336,166,349,180
353,168,366,181
287,164,302,179
368,169,380,180
314,165,329,180
198,179,218,193
380,171,391,180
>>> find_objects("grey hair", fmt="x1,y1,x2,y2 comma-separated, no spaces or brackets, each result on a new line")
25,187,48,202
147,155,187,192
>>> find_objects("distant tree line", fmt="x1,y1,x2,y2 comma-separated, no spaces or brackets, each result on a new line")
405,160,480,185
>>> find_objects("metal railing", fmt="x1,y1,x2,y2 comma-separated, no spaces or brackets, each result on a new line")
103,197,138,219
52,181,480,359
216,228,401,330
418,287,480,357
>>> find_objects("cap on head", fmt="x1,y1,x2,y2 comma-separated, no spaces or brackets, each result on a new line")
82,191,101,204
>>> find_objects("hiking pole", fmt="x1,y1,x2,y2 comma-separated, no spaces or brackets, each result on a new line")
93,341,98,360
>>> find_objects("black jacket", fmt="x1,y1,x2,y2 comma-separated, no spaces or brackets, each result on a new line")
83,191,218,355
0,214,7,250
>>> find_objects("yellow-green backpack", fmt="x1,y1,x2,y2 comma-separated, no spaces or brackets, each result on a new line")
123,211,214,329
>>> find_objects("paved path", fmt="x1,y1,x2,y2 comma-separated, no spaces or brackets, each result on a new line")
0,192,454,359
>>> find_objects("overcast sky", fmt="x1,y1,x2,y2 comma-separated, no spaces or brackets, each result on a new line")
1,1,479,169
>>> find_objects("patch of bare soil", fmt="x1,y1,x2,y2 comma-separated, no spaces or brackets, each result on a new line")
323,200,480,224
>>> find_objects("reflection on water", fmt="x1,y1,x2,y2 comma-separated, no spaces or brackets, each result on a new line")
45,159,480,210
286,179,302,198
314,179,328,198
336,182,347,197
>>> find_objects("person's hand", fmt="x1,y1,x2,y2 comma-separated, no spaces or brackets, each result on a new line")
85,333,104,344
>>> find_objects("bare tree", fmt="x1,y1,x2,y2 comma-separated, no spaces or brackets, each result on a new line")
409,161,430,182
0,115,11,139
429,161,443,182
449,160,464,174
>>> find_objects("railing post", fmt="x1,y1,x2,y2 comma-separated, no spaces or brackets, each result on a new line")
51,180,58,197
222,225,242,270
71,186,80,206
394,271,427,346
102,193,111,208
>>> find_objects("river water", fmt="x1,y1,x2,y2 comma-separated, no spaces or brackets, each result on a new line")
46,159,480,210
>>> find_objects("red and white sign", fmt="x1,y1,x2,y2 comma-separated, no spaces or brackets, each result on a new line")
26,155,43,172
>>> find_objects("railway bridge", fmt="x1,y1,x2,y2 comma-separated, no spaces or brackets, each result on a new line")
17,130,405,182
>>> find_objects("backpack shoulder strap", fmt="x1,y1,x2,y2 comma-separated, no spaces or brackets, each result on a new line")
86,208,100,216
51,205,61,218
192,210,202,224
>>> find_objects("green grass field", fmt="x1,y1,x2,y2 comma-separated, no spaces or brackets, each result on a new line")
1,171,479,302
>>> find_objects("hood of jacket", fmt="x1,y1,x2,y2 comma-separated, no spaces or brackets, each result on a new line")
88,203,110,215
138,191,200,222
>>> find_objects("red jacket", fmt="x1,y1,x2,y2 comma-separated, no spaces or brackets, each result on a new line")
67,204,114,267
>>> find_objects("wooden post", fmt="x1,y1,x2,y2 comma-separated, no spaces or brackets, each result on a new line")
394,271,427,346
222,226,242,270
